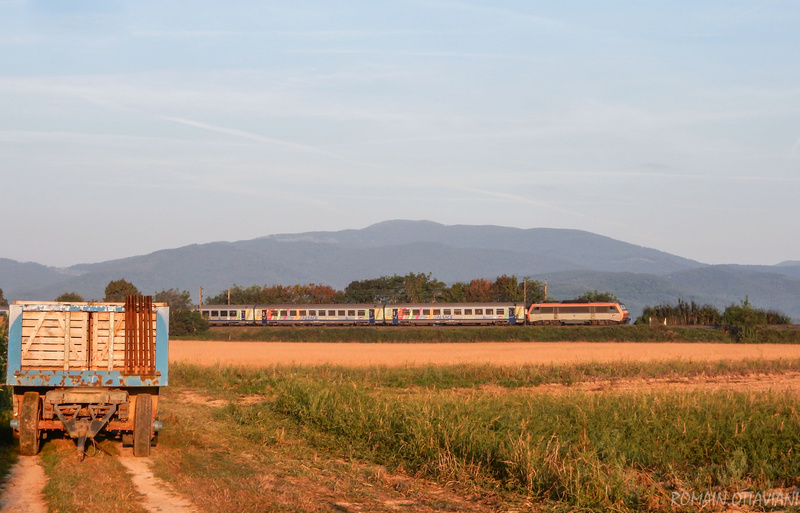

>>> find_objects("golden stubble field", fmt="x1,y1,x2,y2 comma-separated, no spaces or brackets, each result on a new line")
170,340,800,367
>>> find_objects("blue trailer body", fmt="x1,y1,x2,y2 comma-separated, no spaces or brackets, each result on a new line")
5,298,168,457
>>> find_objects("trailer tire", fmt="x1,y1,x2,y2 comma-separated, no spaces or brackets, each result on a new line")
20,392,41,456
133,394,152,457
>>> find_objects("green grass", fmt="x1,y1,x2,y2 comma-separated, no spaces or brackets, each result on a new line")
172,361,800,512
268,381,800,510
176,324,800,344
172,358,800,392
39,438,147,513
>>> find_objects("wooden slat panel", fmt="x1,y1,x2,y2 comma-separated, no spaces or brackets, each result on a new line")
18,304,158,372
89,311,130,371
20,311,89,370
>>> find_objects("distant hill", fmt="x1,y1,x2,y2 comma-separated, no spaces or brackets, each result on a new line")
2,220,798,321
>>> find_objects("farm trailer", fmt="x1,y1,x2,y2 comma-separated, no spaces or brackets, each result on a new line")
5,297,168,457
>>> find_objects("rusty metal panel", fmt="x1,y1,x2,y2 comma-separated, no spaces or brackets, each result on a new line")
124,296,155,375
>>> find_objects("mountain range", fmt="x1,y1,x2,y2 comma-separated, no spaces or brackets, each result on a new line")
2,220,799,322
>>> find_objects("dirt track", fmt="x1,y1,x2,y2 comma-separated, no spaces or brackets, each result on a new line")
170,341,800,367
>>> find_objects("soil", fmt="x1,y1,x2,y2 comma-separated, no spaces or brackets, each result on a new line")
5,341,800,513
116,450,200,513
0,457,47,513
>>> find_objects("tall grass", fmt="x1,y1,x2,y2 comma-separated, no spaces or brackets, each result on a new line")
174,361,800,511
266,380,800,511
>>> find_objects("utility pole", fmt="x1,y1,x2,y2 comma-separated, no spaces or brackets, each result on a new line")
523,278,527,306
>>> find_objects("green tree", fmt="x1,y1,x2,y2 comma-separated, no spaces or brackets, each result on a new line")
402,272,446,303
206,283,345,305
723,297,790,327
154,288,209,336
0,287,7,306
205,284,264,305
492,275,521,302
492,275,545,303
344,276,403,303
104,279,140,302
439,282,467,303
55,292,84,302
636,299,722,326
573,290,620,303
523,279,547,304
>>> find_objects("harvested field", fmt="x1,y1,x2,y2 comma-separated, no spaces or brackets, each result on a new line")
170,340,800,367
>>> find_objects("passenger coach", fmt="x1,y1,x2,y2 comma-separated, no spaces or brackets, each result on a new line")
201,302,526,326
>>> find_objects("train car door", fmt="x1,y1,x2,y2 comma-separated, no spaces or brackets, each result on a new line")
369,309,375,325
392,308,399,325
508,307,516,324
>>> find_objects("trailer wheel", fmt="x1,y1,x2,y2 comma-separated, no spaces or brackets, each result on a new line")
19,392,41,456
133,394,153,457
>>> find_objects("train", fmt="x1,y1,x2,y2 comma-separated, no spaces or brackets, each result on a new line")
200,301,631,327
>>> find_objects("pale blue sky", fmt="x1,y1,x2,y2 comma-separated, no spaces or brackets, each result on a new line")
1,1,798,267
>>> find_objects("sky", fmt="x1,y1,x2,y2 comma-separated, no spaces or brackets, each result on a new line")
1,1,799,268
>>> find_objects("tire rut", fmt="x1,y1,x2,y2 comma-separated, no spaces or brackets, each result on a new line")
117,450,200,513
0,456,47,513
0,451,199,513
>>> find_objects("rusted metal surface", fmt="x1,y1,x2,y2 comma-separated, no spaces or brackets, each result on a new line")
124,296,155,375
9,369,164,387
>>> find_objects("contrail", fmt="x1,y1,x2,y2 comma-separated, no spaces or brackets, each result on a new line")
159,116,339,158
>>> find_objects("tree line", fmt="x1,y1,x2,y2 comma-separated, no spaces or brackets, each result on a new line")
203,272,620,306
636,297,790,326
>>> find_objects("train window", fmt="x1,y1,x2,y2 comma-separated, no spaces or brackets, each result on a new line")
338,310,345,316
443,309,451,315
475,309,483,315
402,309,410,316
486,309,493,315
289,310,297,316
454,309,461,315
348,310,356,316
357,310,365,316
211,310,219,317
412,309,420,315
317,310,325,316
299,310,307,316
433,309,441,315
423,309,431,315
464,309,472,315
